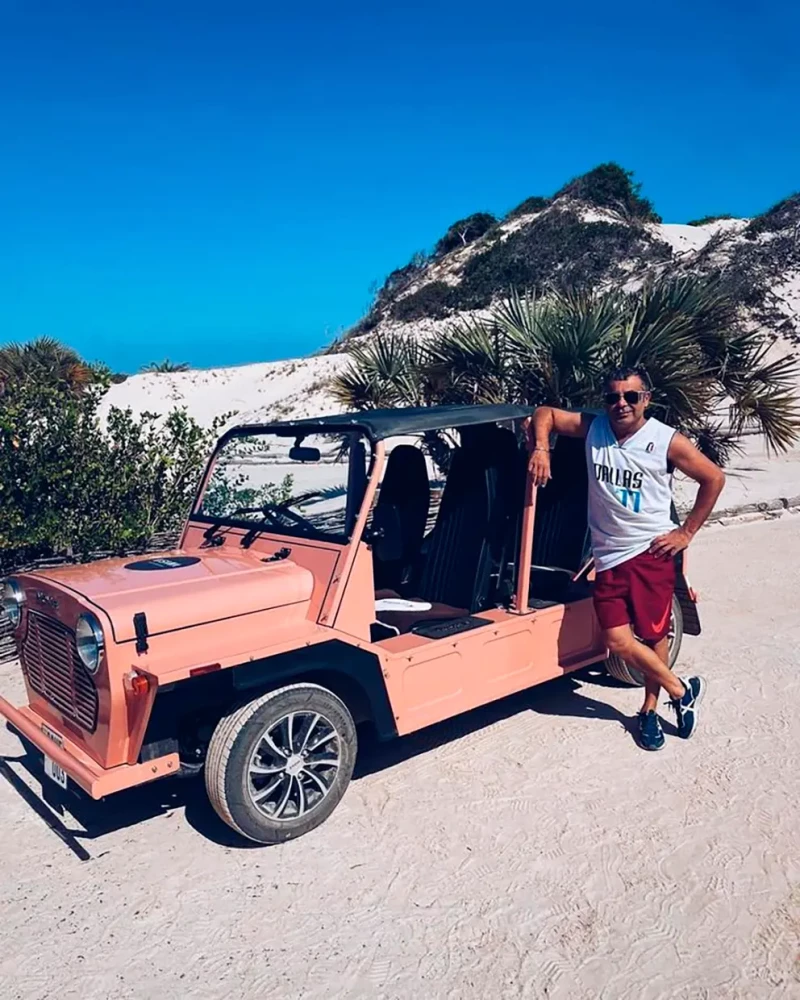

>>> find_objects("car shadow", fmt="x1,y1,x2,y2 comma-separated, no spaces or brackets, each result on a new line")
1,727,248,855
2,665,669,855
353,668,642,780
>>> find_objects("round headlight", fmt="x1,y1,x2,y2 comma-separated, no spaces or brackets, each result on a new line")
1,579,25,627
75,613,105,674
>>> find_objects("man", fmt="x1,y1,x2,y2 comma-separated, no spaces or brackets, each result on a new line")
529,366,726,750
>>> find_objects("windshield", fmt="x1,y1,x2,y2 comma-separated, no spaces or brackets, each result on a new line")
196,430,371,542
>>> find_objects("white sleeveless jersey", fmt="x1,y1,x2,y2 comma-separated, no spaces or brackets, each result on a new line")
585,415,677,572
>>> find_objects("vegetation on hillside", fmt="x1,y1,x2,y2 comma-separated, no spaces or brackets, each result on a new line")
333,274,800,465
389,209,671,321
505,195,550,220
686,215,733,227
744,193,800,239
433,213,498,256
682,193,800,344
342,162,665,339
554,163,662,223
140,358,191,373
453,209,669,310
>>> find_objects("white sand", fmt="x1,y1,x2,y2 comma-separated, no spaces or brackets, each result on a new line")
100,354,348,431
2,515,799,998
653,218,748,256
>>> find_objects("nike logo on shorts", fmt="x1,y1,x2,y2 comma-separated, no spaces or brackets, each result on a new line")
650,601,672,635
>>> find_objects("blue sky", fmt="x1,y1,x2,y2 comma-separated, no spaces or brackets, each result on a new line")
1,1,798,373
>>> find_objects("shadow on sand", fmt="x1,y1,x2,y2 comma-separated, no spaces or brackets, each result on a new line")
2,664,673,857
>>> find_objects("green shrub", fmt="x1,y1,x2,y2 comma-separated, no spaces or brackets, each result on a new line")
454,209,671,310
555,163,661,223
391,281,456,322
140,359,191,373
505,196,550,220
433,213,497,256
686,215,733,227
0,376,226,563
744,193,800,239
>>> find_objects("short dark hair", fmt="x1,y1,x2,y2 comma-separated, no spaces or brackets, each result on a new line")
603,364,652,392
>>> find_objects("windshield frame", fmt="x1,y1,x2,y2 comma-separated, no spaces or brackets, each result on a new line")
190,423,375,545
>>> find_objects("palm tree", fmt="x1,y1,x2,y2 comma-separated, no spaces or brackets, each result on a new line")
0,337,94,395
331,275,800,464
140,359,191,374
329,334,457,471
329,334,435,410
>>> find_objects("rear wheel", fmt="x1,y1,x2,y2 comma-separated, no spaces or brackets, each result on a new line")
605,595,684,687
205,683,357,845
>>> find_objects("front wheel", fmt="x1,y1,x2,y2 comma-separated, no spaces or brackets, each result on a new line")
205,683,357,845
605,595,684,687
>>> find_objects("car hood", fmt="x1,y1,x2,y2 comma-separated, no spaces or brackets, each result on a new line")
26,549,315,643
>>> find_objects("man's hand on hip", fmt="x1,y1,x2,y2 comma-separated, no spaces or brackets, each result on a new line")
649,526,693,559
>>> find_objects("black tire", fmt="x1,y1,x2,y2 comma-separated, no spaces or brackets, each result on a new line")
605,595,684,687
205,683,357,845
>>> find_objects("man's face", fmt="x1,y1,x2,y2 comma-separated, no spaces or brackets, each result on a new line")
605,376,650,431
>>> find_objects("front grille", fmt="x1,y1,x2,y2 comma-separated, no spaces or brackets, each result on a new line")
21,612,99,732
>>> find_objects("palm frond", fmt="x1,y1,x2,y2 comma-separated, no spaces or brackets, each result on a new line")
426,315,511,404
330,334,430,410
687,422,744,466
728,386,800,455
492,286,620,407
0,336,94,393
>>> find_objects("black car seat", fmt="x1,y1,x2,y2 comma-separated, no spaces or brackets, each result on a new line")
529,435,591,602
372,445,430,592
376,425,520,633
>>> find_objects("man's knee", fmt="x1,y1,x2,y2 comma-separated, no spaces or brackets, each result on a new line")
604,630,635,658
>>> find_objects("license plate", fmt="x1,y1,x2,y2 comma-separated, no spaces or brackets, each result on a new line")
44,755,68,789
41,724,68,789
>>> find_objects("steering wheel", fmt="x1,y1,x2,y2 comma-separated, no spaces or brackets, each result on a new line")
233,493,323,533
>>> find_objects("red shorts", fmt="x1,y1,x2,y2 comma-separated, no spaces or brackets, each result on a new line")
593,549,676,642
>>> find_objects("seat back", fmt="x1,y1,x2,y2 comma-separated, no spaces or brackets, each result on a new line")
372,445,430,591
415,425,519,611
531,435,590,574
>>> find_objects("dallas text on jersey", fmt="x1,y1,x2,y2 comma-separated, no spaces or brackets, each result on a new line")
594,463,644,513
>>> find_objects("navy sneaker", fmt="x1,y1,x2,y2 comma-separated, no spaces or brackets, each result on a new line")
637,710,665,751
671,676,706,739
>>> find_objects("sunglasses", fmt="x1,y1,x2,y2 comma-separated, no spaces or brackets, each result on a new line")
605,390,648,406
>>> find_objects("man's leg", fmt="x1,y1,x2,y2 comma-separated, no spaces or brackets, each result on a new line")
641,636,669,714
603,625,684,702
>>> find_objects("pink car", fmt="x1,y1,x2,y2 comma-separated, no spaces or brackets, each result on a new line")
0,405,699,844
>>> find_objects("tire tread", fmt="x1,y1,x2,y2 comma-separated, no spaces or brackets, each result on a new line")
205,683,342,841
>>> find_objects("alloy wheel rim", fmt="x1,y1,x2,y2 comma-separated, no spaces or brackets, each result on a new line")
247,711,341,822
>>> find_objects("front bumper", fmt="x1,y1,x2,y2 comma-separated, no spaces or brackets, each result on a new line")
0,695,179,799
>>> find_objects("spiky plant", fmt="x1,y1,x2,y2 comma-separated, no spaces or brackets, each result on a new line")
329,334,435,410
140,359,191,374
0,337,94,395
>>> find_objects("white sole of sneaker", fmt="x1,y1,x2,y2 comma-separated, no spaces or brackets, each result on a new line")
682,676,706,740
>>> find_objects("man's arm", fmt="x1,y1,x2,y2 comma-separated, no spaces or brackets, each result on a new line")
526,406,594,488
650,433,726,558
530,406,593,446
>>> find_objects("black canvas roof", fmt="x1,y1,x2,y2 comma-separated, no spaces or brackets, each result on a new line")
234,404,533,441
